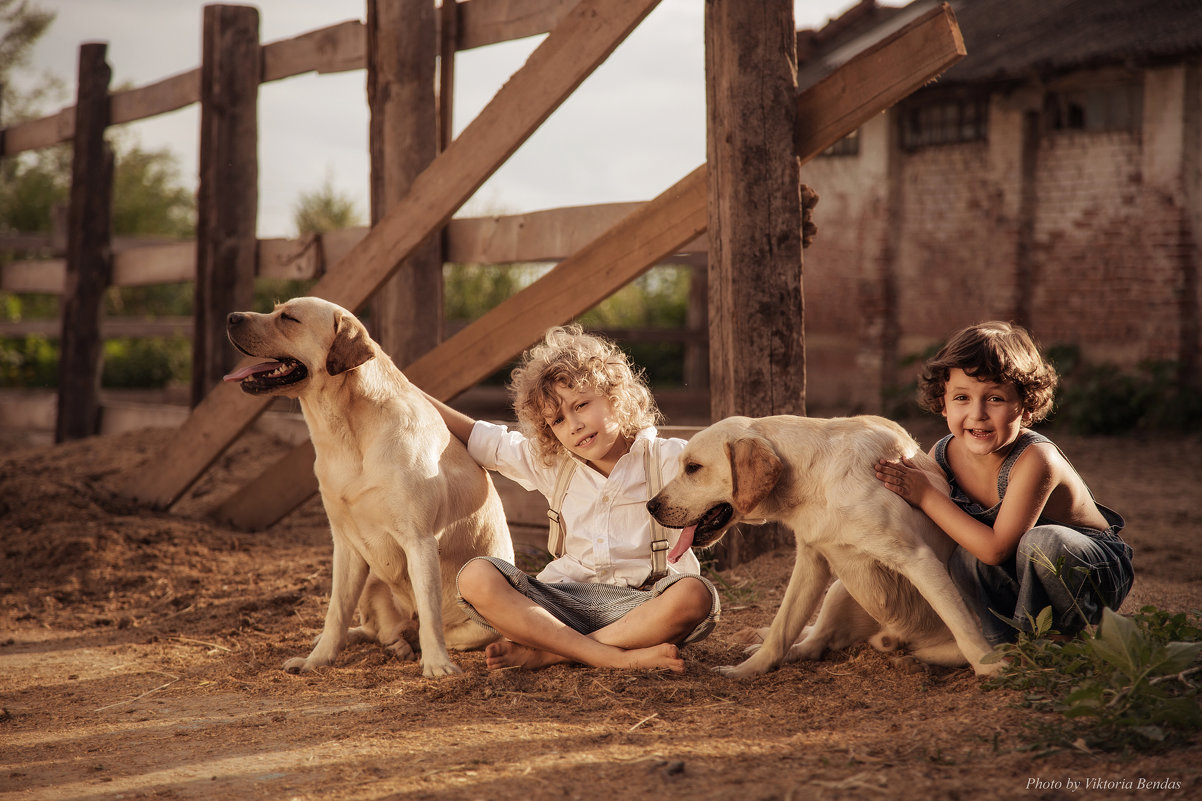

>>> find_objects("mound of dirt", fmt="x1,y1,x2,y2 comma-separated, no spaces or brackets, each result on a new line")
1,424,1200,800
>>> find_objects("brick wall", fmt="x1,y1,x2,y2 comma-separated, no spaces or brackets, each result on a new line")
798,64,1201,415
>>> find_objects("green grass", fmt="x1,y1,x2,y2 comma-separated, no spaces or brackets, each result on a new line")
983,605,1202,754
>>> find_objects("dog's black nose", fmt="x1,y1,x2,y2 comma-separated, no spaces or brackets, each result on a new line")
227,312,245,327
646,497,661,517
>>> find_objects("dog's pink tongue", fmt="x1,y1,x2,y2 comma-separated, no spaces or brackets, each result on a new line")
668,525,697,564
223,361,283,382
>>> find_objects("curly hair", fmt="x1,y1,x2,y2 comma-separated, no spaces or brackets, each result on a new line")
917,321,1058,423
510,325,661,466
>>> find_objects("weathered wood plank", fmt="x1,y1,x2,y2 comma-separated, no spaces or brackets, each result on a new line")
192,5,260,407
367,0,442,364
119,0,664,510
457,0,577,50
793,3,966,161
258,236,322,281
109,69,200,127
261,19,365,81
445,202,706,263
0,109,71,156
0,259,66,293
706,0,805,423
0,202,706,292
57,43,114,443
112,241,195,287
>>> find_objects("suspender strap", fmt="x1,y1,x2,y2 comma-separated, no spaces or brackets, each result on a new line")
645,439,670,582
546,459,577,558
545,441,670,582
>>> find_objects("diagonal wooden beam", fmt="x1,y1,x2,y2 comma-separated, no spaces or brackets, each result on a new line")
214,167,707,529
210,3,967,531
116,0,664,509
793,3,966,161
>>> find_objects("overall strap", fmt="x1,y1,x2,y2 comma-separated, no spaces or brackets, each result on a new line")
546,459,577,558
645,439,670,582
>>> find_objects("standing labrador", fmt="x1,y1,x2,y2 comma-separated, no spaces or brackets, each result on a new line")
647,415,1001,677
225,297,513,677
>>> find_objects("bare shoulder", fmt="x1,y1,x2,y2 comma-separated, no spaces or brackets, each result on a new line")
1014,434,1108,526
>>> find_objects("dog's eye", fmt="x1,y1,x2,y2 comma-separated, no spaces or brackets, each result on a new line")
280,312,300,323
684,462,702,475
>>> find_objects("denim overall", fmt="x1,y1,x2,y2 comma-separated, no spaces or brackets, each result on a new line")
935,430,1134,644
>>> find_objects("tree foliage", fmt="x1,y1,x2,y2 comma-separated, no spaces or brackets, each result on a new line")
0,0,58,121
292,175,363,236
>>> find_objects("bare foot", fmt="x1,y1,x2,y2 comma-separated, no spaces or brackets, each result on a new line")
619,643,685,673
484,640,565,670
484,640,685,673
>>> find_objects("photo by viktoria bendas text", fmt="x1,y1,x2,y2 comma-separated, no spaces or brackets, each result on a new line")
1025,777,1183,791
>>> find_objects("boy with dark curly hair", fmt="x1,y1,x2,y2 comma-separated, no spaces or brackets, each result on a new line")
874,321,1133,643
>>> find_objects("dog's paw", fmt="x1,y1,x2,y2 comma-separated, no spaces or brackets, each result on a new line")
283,656,316,674
890,654,929,675
421,659,463,678
345,625,377,646
385,639,417,662
974,657,1005,677
714,660,768,679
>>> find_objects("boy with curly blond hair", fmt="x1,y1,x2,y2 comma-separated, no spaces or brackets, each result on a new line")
426,325,719,671
875,321,1133,643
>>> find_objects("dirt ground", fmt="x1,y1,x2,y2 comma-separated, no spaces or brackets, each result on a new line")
1,416,1200,801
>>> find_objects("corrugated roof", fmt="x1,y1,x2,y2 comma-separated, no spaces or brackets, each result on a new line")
943,0,1202,84
798,0,1202,88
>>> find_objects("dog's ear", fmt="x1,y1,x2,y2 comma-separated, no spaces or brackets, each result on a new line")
727,435,783,514
325,310,375,376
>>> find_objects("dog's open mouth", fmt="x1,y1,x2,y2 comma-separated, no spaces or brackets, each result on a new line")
667,502,734,563
222,358,307,393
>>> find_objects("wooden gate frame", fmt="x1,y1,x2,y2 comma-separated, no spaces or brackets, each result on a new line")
118,3,965,530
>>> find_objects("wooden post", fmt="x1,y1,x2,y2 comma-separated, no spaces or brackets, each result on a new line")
367,0,443,365
705,0,803,565
683,262,709,391
439,0,457,152
193,5,259,406
56,42,113,442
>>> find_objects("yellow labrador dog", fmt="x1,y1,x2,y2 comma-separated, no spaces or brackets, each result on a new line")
224,297,513,677
647,415,1001,677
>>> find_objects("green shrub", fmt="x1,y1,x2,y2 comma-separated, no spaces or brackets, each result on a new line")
101,337,190,389
0,335,58,387
985,606,1202,754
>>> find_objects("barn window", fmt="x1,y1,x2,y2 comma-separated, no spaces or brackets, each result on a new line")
821,128,860,157
900,97,987,150
1044,82,1143,133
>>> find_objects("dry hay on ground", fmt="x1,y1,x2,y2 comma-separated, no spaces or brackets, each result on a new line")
1,423,1200,800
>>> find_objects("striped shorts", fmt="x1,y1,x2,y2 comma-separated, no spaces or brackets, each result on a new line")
456,556,721,646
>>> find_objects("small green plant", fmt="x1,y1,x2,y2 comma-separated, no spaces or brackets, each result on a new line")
984,605,1202,754
702,559,759,608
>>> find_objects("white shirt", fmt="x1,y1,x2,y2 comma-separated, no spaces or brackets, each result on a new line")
468,420,703,586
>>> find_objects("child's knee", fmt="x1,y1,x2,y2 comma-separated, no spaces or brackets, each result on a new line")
668,576,715,623
1017,527,1072,571
457,558,506,603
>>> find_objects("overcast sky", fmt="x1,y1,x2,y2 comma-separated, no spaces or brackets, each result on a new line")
15,0,872,238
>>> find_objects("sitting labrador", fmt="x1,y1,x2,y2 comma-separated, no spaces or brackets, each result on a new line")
225,297,513,677
647,415,1001,677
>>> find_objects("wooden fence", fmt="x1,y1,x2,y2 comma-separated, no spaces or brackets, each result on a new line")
0,0,965,564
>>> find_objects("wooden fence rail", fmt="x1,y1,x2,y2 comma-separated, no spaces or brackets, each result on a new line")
0,0,577,157
0,202,705,295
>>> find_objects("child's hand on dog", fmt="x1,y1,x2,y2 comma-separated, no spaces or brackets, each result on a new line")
874,456,938,509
